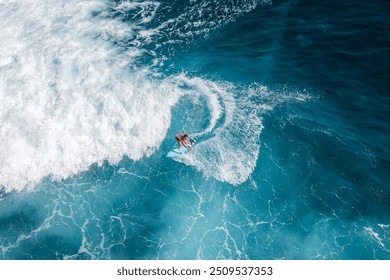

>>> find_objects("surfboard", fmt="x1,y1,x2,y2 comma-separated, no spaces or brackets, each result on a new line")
166,138,195,158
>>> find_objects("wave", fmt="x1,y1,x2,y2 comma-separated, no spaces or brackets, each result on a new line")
0,0,179,190
0,0,288,191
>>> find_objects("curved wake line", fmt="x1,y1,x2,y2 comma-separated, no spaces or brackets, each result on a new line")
0,0,296,191
174,81,259,186
174,82,312,185
178,79,263,186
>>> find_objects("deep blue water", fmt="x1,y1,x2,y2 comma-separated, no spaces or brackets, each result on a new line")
0,0,389,259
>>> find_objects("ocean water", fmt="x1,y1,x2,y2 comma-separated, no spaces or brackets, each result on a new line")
0,0,389,260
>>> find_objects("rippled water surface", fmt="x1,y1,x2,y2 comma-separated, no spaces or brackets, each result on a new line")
0,0,389,259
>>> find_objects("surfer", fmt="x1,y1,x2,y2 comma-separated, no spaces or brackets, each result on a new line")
175,133,192,150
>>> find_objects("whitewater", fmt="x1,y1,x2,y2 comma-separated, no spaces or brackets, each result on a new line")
0,0,273,190
0,0,389,260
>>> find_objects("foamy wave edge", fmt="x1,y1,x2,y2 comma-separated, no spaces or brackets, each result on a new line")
0,0,180,191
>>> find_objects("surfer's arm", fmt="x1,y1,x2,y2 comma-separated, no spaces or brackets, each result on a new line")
183,142,192,150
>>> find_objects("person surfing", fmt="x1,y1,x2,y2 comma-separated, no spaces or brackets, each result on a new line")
175,133,192,151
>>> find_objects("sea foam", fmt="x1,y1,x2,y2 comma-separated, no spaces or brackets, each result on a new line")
0,1,180,191
174,79,264,185
0,0,279,191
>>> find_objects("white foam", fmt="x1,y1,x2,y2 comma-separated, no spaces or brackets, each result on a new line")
0,1,182,191
171,78,260,185
178,77,223,137
140,0,267,51
0,0,300,191
174,82,311,185
115,1,160,24
364,226,386,249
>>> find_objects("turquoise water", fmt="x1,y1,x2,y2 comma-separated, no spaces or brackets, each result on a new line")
0,0,389,259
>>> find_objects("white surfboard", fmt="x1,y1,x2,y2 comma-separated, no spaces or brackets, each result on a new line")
166,138,195,158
